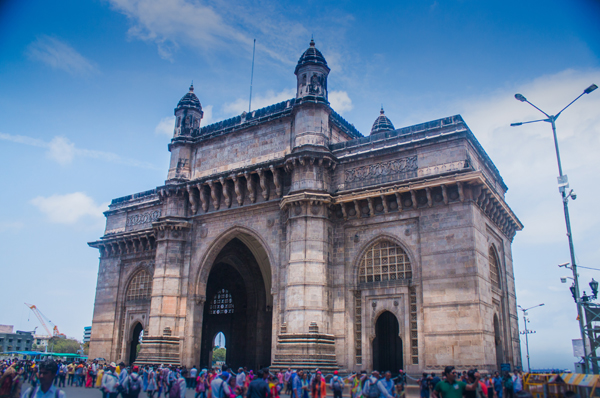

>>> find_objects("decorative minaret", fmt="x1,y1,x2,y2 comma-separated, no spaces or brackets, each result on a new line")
274,39,338,372
370,107,395,135
295,39,330,103
167,84,203,182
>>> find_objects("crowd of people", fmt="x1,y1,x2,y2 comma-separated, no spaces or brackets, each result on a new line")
0,357,549,398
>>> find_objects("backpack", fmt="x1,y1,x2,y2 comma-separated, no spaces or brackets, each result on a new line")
129,375,141,397
332,377,342,393
368,380,380,398
504,378,514,390
169,379,181,398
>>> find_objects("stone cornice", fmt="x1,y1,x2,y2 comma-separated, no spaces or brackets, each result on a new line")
331,171,522,240
88,228,156,258
280,192,332,210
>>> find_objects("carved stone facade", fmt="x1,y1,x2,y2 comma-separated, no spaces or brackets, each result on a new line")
88,40,523,373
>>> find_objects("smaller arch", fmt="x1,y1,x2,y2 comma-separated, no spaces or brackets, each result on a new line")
128,322,143,364
489,245,501,289
126,269,153,301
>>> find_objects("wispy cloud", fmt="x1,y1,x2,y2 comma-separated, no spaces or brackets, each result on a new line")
31,193,108,225
107,0,317,64
0,132,158,169
329,90,353,114
223,89,295,116
26,35,97,75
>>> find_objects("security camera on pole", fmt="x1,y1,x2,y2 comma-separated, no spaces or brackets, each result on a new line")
511,83,598,373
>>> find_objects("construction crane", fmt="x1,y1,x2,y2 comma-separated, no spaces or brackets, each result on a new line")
24,303,66,338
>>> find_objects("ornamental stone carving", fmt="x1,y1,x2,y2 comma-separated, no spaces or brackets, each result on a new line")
126,210,161,227
345,156,417,183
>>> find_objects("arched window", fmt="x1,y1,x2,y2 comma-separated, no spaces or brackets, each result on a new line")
358,240,412,284
489,246,501,289
126,270,153,301
209,289,234,315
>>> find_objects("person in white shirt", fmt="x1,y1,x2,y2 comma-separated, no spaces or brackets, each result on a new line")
21,359,66,398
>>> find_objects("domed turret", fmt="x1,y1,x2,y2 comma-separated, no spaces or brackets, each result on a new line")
370,107,395,135
295,39,330,102
173,84,204,137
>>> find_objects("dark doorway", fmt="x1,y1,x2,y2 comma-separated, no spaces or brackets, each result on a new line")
494,314,503,370
129,323,143,365
200,238,272,370
372,311,403,373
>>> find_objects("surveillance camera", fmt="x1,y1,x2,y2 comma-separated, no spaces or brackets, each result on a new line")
558,262,570,268
571,193,577,200
561,278,567,283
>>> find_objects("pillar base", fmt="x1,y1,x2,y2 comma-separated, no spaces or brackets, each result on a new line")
271,333,339,373
135,336,180,366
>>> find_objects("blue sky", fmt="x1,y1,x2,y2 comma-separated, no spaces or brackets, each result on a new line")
0,0,599,369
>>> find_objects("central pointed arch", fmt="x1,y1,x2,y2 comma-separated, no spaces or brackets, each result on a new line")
195,226,274,370
195,226,274,306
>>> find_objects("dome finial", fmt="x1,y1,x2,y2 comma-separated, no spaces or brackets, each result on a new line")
310,36,315,47
189,81,194,92
380,105,384,114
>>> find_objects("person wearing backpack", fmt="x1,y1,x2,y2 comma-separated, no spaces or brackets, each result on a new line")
20,359,66,398
124,366,144,398
330,371,344,398
101,363,121,398
502,373,513,398
362,371,381,398
211,372,231,398
172,372,187,398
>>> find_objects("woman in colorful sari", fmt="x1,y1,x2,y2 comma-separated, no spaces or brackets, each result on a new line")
85,364,94,388
96,365,104,388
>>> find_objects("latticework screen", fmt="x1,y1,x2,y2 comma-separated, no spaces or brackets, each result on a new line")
126,271,152,301
209,289,234,315
359,241,412,283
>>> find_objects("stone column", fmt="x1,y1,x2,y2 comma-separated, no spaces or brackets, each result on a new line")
135,216,191,365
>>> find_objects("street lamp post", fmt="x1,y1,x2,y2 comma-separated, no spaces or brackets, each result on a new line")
518,304,544,372
511,83,597,373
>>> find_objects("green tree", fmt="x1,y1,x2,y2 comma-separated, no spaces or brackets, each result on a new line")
83,342,90,355
212,347,226,362
49,337,80,354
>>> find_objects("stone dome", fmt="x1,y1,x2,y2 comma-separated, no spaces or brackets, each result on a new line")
176,84,202,111
370,107,395,135
295,39,330,74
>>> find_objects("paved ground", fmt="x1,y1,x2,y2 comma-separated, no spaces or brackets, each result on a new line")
21,383,200,397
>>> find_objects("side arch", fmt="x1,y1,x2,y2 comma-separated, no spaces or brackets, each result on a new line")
194,225,275,306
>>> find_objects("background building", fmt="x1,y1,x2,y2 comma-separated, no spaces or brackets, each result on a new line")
88,40,522,372
83,326,92,344
0,326,33,353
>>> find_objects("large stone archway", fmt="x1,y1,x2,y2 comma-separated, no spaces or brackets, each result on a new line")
198,237,273,369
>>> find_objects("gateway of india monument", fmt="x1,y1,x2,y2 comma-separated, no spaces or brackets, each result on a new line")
88,39,523,373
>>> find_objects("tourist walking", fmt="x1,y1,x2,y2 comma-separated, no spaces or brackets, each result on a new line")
291,370,303,398
195,370,209,398
124,366,144,398
247,369,270,398
432,367,480,398
419,373,431,398
210,371,231,398
377,371,395,398
20,359,66,398
330,371,344,398
101,363,121,398
311,372,326,398
146,367,157,398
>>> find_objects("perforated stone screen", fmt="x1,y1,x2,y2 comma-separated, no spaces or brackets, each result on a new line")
209,289,234,315
359,241,412,283
126,271,152,301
